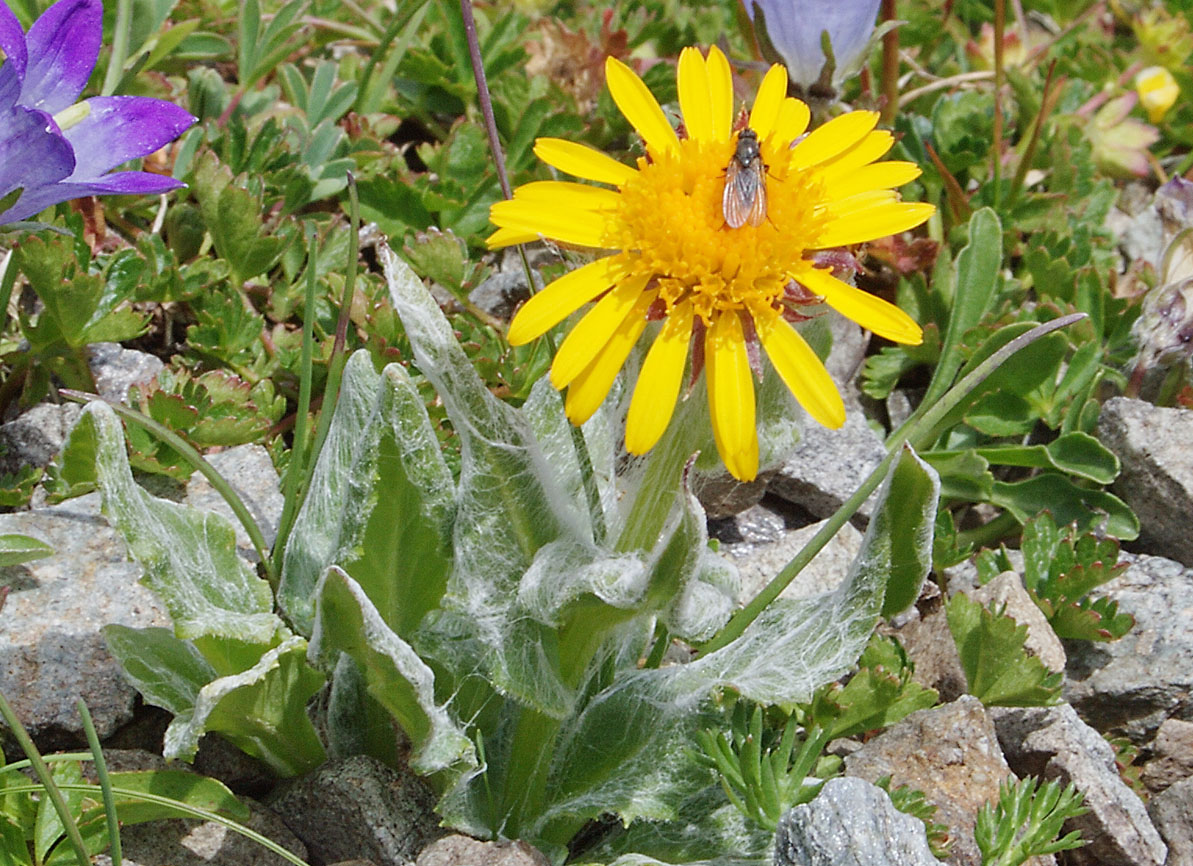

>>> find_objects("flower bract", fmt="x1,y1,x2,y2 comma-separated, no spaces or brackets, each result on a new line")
0,0,195,226
489,47,933,481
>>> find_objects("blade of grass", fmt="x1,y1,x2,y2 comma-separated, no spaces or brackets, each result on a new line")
0,691,90,866
77,700,121,866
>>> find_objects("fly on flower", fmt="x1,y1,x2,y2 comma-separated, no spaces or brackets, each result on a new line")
489,46,934,481
723,127,768,228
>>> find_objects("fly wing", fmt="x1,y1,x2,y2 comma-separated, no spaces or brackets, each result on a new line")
722,160,750,229
746,170,767,227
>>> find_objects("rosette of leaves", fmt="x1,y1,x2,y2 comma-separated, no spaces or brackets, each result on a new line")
78,248,938,862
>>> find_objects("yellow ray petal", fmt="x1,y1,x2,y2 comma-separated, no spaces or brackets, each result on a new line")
606,56,680,159
487,226,541,249
490,197,612,248
534,138,637,186
749,64,788,140
824,162,923,199
511,180,622,207
754,310,845,428
705,312,758,481
507,256,623,345
678,47,713,142
815,201,936,248
551,273,651,388
799,266,923,345
816,130,896,181
772,97,811,146
706,45,734,141
790,110,880,170
625,300,695,454
565,290,657,425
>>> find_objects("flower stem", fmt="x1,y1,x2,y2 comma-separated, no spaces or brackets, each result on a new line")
101,0,134,96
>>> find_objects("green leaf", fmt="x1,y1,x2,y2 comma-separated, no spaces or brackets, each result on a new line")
279,352,455,638
0,534,53,567
192,152,288,284
383,246,586,716
34,762,84,864
921,208,1003,407
967,432,1120,485
103,625,215,715
78,769,248,828
77,401,279,642
811,636,938,738
310,567,476,777
946,593,1062,706
990,475,1138,540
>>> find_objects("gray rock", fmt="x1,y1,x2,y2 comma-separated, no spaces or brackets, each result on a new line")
0,402,81,474
269,755,442,865
693,471,770,519
0,491,169,748
881,583,967,703
94,796,305,866
87,342,164,404
185,444,284,559
845,695,1016,866
1141,718,1193,793
468,268,538,320
990,703,1167,866
1097,398,1193,566
968,572,1066,674
713,507,863,604
416,835,551,866
773,776,937,866
1148,776,1193,866
1063,553,1193,742
768,396,886,523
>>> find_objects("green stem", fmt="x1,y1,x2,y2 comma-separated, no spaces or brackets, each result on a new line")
615,403,701,553
59,389,276,584
101,0,134,95
0,691,91,866
697,313,1087,655
272,226,320,576
78,700,121,866
302,176,362,501
954,510,1019,551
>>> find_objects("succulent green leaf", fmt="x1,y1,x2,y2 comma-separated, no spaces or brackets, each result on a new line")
990,475,1138,540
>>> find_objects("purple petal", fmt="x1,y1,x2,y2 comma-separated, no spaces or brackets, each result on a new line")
746,0,881,88
0,105,75,224
0,1,27,111
21,0,101,114
62,96,196,181
0,171,183,225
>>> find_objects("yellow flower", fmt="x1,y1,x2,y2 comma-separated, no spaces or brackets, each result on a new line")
488,46,933,482
1135,65,1179,124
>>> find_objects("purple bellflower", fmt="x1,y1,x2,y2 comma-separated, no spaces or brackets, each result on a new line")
743,0,882,91
0,0,195,226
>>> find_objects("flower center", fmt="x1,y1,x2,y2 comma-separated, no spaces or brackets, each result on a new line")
608,136,829,324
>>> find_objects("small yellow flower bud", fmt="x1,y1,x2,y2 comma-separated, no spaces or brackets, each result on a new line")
1135,66,1180,124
